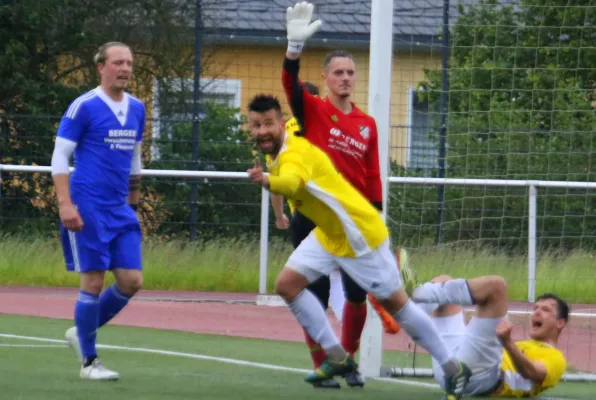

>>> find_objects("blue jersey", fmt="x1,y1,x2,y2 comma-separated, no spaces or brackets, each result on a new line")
57,87,145,207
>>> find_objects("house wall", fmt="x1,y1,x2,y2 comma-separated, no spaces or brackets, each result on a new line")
194,44,440,165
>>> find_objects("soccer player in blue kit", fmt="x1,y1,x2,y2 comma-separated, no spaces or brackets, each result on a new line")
51,42,145,381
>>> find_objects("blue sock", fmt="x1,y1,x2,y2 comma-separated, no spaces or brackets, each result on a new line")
74,290,100,362
98,284,131,328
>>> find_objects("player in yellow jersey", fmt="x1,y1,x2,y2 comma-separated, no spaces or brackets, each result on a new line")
246,93,472,400
270,80,400,389
269,81,318,233
410,274,569,398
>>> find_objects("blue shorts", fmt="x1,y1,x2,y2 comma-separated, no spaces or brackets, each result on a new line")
60,203,142,273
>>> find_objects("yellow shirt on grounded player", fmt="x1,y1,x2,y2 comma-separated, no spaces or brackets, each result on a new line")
492,340,566,398
265,129,388,257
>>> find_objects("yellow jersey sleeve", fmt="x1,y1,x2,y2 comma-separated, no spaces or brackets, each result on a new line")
268,143,312,198
267,130,298,214
539,349,566,389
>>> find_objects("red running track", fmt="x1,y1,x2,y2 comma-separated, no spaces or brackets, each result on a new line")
1,286,595,372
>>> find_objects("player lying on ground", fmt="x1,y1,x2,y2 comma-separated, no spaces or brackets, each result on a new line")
51,41,146,381
278,2,400,387
270,79,399,388
411,274,568,398
245,93,472,400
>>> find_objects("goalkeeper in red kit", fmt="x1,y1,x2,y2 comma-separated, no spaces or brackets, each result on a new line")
281,2,400,389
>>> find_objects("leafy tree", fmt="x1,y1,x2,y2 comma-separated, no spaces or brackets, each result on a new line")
0,0,228,236
411,0,596,251
147,102,263,239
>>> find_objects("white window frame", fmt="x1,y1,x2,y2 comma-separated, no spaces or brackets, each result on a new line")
406,86,415,168
405,85,439,170
151,77,242,160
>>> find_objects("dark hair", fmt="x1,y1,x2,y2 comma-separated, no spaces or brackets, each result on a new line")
302,81,320,96
248,94,282,116
536,293,570,323
323,50,355,70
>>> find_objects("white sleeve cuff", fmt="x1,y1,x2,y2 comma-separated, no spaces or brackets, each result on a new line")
287,40,304,53
51,137,77,176
131,141,142,175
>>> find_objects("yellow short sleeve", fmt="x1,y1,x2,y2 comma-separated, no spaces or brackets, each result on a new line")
540,351,566,388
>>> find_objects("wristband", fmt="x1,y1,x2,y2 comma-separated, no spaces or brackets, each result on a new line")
287,40,304,53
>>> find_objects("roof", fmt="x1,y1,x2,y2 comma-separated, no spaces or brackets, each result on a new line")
201,0,469,50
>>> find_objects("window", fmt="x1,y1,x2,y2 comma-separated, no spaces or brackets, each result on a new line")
151,78,242,160
406,86,440,170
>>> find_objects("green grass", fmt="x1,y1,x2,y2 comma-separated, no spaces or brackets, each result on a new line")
0,234,595,303
0,314,593,400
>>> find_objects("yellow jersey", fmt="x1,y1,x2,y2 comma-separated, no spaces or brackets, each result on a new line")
265,128,387,257
267,118,302,214
492,340,566,398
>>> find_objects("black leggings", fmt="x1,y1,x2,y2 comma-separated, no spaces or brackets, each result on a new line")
290,211,367,309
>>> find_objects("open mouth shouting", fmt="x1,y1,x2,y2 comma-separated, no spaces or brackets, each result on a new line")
257,135,276,153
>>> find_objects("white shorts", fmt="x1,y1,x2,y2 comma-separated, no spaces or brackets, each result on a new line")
431,312,505,396
286,232,401,300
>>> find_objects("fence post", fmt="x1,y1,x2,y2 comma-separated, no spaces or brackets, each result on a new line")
528,183,537,303
0,164,3,229
258,186,270,295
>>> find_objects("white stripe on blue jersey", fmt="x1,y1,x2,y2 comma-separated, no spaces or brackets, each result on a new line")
65,91,97,120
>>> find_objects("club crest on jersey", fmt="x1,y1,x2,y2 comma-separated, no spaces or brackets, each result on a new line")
359,125,370,139
331,115,338,122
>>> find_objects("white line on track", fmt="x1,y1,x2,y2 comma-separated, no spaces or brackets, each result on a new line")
0,343,67,348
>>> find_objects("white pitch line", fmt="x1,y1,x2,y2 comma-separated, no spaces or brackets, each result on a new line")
0,344,67,348
0,333,440,390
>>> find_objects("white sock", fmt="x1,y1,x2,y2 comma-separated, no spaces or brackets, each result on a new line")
328,269,345,323
394,300,459,376
287,290,342,352
412,279,474,306
416,301,439,315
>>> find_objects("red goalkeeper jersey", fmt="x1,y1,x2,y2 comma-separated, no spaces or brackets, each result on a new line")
281,57,383,207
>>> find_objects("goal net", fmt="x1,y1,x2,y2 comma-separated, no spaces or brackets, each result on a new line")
1,0,596,388
364,0,596,383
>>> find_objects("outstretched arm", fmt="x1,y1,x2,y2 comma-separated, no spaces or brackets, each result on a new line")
247,151,310,198
268,163,306,198
281,2,322,132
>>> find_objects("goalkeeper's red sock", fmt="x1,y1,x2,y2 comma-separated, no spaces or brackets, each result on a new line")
303,329,326,369
341,300,367,357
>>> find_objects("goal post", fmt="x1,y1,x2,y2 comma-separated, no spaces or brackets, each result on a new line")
358,0,395,378
358,177,596,382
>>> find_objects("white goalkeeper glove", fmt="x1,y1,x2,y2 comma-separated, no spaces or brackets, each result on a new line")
286,2,322,53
